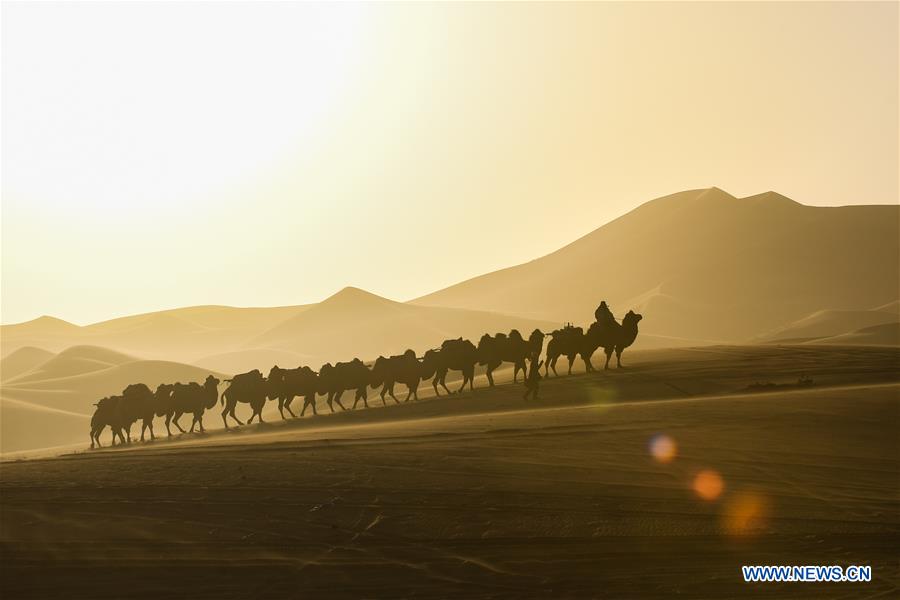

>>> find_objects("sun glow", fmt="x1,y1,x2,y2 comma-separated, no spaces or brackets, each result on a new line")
3,2,371,220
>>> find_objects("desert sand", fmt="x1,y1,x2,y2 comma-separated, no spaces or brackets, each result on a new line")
414,188,900,342
2,345,897,598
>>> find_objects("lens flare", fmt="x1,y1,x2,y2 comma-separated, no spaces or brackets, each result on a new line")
721,492,770,536
693,469,724,501
648,434,677,463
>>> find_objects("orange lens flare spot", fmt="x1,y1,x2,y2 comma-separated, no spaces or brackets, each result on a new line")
693,469,724,501
721,492,770,536
649,434,677,463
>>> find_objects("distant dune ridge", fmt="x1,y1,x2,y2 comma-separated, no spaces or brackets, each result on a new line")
248,286,557,365
1,188,897,453
414,188,900,342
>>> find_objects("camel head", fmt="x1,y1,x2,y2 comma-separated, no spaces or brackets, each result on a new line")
623,310,643,328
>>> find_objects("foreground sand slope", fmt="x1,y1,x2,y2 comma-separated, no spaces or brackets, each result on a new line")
1,346,898,598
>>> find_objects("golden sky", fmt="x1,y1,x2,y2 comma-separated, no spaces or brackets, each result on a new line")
2,1,897,325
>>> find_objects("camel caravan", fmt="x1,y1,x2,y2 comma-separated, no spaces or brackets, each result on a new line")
89,301,642,449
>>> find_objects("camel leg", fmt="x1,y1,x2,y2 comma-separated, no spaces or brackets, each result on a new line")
389,384,400,404
229,405,244,426
616,348,624,368
165,414,173,437
221,408,230,429
604,348,614,370
352,389,365,409
140,422,147,442
277,398,286,420
307,395,318,416
285,398,298,418
469,369,475,392
198,414,205,433
583,355,594,372
486,366,495,387
333,391,347,411
379,388,389,406
567,356,574,375
440,374,452,396
172,413,186,433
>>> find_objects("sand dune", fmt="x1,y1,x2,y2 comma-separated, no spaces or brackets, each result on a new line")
413,188,900,342
0,303,313,362
250,286,557,363
760,305,899,343
193,348,315,375
0,357,227,452
0,346,54,381
805,322,900,346
4,345,137,385
2,345,896,598
0,397,91,454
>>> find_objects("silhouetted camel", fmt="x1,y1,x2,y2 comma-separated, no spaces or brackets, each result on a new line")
317,359,371,411
89,395,126,448
267,365,319,418
597,310,643,369
371,349,436,404
153,383,182,437
545,311,643,375
122,383,157,442
477,330,530,386
220,369,268,428
423,338,478,395
170,375,220,433
545,324,588,376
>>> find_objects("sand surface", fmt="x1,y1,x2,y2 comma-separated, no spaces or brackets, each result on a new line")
1,345,898,598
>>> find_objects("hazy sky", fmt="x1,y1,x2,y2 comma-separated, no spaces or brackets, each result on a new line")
2,1,897,325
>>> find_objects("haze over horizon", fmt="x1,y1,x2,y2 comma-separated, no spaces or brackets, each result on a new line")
3,1,898,325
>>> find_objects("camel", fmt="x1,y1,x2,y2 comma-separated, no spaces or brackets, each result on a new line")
121,383,157,442
597,310,643,369
220,369,268,428
170,375,220,433
423,338,478,396
371,350,436,404
89,395,126,449
266,365,319,418
317,359,371,412
477,330,529,386
544,324,588,376
545,311,643,375
153,383,183,437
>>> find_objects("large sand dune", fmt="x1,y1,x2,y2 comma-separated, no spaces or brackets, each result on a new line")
0,354,227,452
0,304,313,362
1,345,897,598
413,188,900,343
0,346,54,381
249,286,557,364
